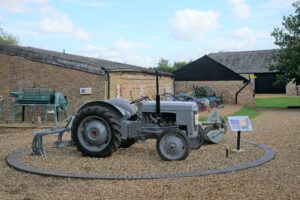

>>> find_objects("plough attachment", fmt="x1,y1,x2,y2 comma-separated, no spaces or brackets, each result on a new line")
201,109,227,144
32,115,75,156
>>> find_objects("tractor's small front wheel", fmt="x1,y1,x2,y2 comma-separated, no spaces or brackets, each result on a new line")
156,129,190,161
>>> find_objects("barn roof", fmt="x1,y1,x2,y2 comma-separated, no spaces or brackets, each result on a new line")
0,43,172,77
208,49,277,74
174,55,247,81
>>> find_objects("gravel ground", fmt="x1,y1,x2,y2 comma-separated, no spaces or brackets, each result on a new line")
0,108,299,199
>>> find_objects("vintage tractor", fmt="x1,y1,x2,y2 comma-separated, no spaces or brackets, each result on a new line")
70,71,204,161
32,70,225,161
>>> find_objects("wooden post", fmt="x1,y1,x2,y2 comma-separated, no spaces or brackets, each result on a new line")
22,106,25,122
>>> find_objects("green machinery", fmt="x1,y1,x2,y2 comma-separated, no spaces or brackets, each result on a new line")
10,88,68,125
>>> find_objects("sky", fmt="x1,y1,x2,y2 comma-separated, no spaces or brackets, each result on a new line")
0,0,296,67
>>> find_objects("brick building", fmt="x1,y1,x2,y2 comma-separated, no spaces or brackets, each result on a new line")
0,44,173,121
174,55,253,105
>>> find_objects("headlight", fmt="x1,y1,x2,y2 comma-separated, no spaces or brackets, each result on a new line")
194,113,199,125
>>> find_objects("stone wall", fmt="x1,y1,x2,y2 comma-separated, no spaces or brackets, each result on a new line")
175,81,254,105
286,82,298,96
110,72,174,100
0,54,106,121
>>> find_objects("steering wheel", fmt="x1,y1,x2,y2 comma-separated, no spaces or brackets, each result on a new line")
130,96,150,105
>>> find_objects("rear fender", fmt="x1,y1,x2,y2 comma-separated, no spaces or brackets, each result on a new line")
77,101,123,118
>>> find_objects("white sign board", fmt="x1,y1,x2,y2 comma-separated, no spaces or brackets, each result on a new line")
80,88,92,95
228,116,253,132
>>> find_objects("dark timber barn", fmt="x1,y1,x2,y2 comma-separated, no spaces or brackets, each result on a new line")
208,50,297,95
174,55,253,105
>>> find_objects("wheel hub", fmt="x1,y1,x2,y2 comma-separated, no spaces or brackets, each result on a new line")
83,120,109,146
163,135,184,156
89,129,97,138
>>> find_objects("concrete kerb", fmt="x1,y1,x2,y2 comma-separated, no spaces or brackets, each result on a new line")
6,139,275,180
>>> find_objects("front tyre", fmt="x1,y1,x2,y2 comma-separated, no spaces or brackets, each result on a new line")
156,129,190,161
71,106,122,157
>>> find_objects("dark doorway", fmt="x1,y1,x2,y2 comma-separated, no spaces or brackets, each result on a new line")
255,73,286,94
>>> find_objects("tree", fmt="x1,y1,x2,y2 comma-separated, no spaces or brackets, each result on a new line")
0,27,19,45
270,1,300,85
156,58,189,73
173,61,188,70
157,58,173,72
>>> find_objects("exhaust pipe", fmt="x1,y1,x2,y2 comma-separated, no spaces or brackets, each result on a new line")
155,69,161,122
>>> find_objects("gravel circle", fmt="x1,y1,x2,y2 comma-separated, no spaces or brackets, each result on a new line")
7,138,275,179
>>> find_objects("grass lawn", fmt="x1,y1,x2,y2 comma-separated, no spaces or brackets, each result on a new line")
224,96,300,120
255,96,300,108
199,96,300,122
199,106,259,121
225,106,259,120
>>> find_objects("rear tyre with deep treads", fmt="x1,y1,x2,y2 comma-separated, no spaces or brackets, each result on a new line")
71,106,122,157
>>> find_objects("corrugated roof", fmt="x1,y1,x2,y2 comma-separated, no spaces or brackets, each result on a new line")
0,43,172,77
208,49,277,74
174,55,247,81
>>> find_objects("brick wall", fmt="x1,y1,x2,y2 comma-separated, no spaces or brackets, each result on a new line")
110,72,174,100
0,54,106,121
175,81,254,105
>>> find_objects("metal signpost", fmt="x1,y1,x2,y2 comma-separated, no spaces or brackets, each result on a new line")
228,116,253,152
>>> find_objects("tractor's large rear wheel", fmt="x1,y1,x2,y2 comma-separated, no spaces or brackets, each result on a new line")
71,106,122,157
156,129,190,161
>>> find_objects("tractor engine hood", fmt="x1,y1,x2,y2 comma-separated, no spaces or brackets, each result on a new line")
141,101,198,113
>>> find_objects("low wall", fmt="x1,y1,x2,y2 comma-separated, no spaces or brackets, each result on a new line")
286,82,298,96
175,81,254,105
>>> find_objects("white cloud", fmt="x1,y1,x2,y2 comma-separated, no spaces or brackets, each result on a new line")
232,27,254,38
211,27,256,51
228,0,251,19
169,9,219,41
113,39,150,51
40,16,90,40
81,2,113,7
210,27,274,52
0,0,91,41
112,24,129,29
0,0,48,13
261,0,296,9
58,0,113,8
82,40,154,67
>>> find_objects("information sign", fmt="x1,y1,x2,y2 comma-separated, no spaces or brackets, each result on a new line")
80,88,92,95
228,116,253,132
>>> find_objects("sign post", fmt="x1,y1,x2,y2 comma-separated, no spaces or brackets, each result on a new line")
228,116,253,152
237,131,241,150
